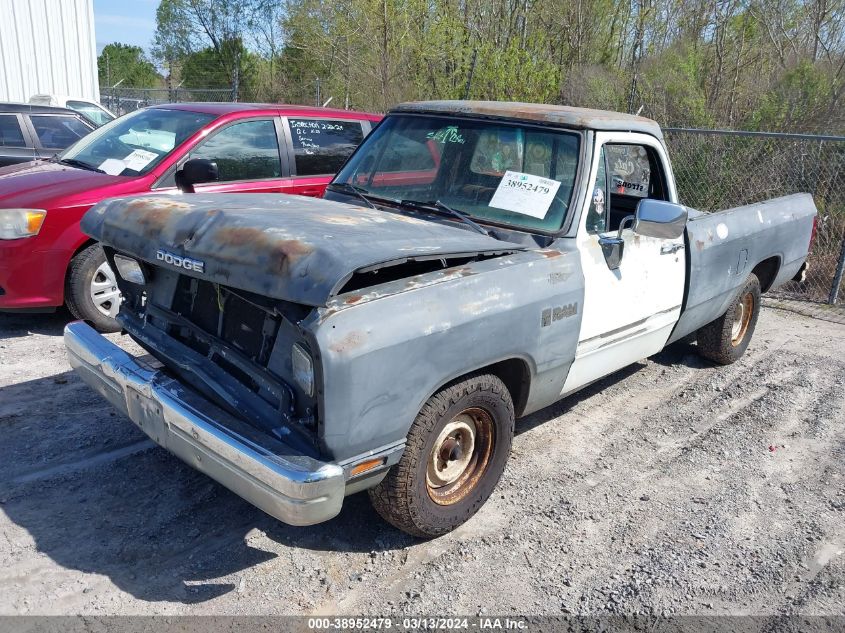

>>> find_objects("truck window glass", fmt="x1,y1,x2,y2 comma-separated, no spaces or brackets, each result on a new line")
379,134,439,172
29,115,90,149
189,119,281,182
334,115,580,233
289,119,364,176
586,148,609,234
606,144,652,198
0,115,25,147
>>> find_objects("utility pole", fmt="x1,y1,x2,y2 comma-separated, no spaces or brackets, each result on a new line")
105,51,111,110
463,49,478,100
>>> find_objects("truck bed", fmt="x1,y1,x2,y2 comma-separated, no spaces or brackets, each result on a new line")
669,193,817,343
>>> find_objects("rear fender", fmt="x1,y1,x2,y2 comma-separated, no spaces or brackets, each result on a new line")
669,193,816,343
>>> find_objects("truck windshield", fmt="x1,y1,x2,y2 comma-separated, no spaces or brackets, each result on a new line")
333,114,580,232
59,108,215,176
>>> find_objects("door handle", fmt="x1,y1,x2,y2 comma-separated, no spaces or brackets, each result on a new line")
660,243,684,255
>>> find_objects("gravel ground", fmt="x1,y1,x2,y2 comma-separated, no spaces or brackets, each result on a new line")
0,307,843,617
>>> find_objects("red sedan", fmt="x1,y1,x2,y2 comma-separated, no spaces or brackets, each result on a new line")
0,103,380,330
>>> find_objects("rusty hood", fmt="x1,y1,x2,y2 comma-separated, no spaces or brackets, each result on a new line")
82,193,525,306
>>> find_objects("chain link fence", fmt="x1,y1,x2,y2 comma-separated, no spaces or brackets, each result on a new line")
664,128,845,323
100,88,234,116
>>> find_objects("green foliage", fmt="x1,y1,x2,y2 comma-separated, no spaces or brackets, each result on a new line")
181,41,258,92
97,43,161,88
146,0,844,132
748,61,839,131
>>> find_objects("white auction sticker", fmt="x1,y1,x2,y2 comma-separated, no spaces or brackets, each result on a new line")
123,149,158,172
98,158,126,176
489,171,561,219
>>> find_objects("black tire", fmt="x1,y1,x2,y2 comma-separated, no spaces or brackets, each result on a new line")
697,273,761,365
369,373,515,538
65,244,121,333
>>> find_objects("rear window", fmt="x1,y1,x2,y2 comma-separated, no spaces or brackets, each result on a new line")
0,115,25,147
30,115,91,149
606,144,651,198
67,100,114,126
289,118,364,176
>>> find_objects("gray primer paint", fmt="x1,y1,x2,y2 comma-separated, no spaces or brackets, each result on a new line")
82,193,525,307
669,193,817,344
308,244,584,460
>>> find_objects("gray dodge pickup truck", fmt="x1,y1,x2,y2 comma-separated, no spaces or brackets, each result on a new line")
65,101,817,537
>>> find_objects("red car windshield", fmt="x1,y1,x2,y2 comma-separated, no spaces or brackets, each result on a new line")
59,108,214,176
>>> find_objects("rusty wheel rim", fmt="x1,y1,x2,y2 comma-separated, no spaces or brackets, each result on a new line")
426,407,495,506
731,292,754,346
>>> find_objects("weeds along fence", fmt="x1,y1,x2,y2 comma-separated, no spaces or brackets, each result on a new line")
664,128,845,320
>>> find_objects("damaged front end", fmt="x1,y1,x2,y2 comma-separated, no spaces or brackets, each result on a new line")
112,260,322,457
65,193,527,523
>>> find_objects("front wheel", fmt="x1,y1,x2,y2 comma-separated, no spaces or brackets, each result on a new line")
697,273,761,365
369,374,515,538
65,243,121,333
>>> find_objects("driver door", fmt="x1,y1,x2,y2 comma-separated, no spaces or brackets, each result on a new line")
156,117,288,194
561,132,686,395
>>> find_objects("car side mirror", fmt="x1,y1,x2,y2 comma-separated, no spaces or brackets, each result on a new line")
597,199,688,270
175,158,218,193
633,199,688,239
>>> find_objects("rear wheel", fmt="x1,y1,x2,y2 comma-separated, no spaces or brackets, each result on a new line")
65,244,121,333
697,273,761,365
369,374,514,538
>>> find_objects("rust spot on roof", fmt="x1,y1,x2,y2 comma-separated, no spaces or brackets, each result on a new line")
344,294,364,304
391,101,663,138
539,250,562,258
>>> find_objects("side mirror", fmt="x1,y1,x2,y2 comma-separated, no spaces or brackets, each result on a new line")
175,158,219,193
597,199,688,270
633,199,688,239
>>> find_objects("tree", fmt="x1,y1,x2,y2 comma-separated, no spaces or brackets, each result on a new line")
147,0,844,132
181,41,259,93
97,43,161,88
153,0,264,99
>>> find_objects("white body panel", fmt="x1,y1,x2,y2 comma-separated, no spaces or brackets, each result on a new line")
0,0,99,103
563,132,686,395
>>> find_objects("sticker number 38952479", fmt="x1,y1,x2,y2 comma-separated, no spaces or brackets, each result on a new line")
489,170,562,219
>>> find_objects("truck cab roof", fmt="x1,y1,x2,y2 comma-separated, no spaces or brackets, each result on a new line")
391,100,663,139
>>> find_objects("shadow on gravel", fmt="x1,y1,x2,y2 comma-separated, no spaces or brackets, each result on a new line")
0,335,709,606
514,337,707,436
650,337,709,369
0,369,418,606
515,363,643,436
0,310,70,340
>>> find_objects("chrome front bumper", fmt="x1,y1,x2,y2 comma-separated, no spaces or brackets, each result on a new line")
64,321,345,526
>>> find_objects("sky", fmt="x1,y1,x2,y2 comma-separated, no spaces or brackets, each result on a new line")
94,0,159,54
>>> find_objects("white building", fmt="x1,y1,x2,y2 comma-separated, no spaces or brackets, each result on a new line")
0,0,99,103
